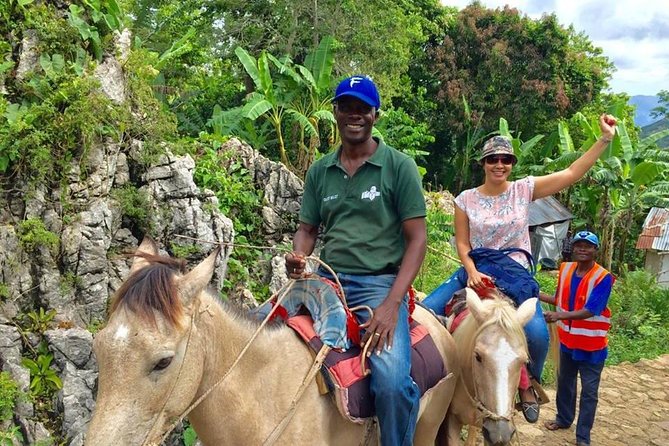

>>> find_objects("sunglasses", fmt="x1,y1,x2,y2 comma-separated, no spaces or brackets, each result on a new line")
484,155,515,165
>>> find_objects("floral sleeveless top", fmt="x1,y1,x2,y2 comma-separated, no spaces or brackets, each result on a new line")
454,177,535,266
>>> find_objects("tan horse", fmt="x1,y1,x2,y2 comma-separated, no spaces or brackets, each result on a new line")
443,289,537,446
85,238,459,446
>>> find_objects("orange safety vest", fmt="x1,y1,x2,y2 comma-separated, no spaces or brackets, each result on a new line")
555,262,614,351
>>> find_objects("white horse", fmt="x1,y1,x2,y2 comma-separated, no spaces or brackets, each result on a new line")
85,238,459,445
443,289,537,446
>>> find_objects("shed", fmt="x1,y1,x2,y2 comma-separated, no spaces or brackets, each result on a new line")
635,207,669,288
528,196,574,269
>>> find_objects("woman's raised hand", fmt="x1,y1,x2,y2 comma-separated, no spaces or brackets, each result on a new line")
599,114,616,140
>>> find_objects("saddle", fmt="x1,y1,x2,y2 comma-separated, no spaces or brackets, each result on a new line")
266,276,449,423
287,314,448,423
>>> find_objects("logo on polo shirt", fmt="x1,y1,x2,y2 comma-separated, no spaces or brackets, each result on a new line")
361,186,381,201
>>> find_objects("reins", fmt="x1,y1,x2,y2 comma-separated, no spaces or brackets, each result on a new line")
143,254,375,446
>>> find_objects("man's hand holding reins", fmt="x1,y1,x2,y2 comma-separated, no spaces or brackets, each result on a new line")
285,251,307,279
360,298,400,356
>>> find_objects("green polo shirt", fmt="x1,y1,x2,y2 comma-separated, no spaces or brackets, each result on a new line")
300,139,426,274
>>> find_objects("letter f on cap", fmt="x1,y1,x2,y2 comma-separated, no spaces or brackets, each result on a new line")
349,77,362,88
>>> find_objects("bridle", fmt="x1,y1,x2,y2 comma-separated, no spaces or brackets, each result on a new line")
140,257,374,446
457,317,516,424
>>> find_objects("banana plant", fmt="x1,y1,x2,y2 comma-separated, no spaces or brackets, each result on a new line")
226,36,336,175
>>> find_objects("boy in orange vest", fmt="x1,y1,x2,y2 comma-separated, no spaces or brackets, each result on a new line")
540,231,614,446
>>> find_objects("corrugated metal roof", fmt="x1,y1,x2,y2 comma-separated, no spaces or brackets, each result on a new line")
636,207,669,251
528,196,574,227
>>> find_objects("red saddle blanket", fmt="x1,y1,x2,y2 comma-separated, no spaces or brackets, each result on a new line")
287,315,448,423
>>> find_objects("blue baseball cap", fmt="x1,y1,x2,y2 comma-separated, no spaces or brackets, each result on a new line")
572,231,599,247
332,75,381,109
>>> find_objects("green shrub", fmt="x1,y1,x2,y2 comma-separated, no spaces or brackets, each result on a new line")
0,425,23,446
0,283,9,300
111,184,151,231
17,218,59,254
192,142,268,299
169,242,201,259
21,343,62,398
607,270,669,364
20,308,56,334
0,372,20,422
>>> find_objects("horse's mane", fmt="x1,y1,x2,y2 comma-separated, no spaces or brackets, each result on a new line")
110,252,283,332
110,253,188,328
456,291,529,356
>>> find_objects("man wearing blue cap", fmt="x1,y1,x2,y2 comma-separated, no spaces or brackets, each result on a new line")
540,231,614,446
285,75,426,445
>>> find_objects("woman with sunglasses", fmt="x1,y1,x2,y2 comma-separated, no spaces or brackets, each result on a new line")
423,113,616,423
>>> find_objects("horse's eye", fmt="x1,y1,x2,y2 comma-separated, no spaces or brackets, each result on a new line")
474,352,482,363
154,356,173,371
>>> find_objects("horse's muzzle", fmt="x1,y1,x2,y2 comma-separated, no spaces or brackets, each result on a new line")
482,418,516,446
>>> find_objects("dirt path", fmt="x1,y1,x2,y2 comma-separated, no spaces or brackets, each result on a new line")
510,354,669,445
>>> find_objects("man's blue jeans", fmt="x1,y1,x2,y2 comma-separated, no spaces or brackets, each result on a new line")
555,349,605,445
320,270,419,446
422,270,549,381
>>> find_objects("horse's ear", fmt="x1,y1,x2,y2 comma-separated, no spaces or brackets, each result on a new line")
516,297,538,327
176,247,220,305
465,288,489,324
129,236,159,275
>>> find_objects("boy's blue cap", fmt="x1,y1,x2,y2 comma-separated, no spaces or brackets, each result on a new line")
332,75,381,109
572,231,599,248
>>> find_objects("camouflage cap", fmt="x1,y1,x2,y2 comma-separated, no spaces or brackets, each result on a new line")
479,136,516,162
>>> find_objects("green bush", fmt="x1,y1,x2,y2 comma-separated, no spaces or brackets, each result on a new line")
607,270,669,364
192,142,269,299
111,184,151,231
17,218,59,254
0,372,20,422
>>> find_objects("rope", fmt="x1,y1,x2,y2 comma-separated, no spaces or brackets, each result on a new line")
174,234,292,252
146,255,373,446
149,275,299,446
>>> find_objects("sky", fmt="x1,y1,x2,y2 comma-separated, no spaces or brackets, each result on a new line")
441,0,669,97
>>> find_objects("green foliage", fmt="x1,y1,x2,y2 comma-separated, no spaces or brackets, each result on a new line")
123,48,178,145
607,270,669,364
0,425,24,446
650,89,669,120
223,38,337,175
20,308,57,334
0,283,9,300
111,184,151,231
59,271,82,296
169,242,201,259
192,142,269,299
17,218,59,254
375,107,433,175
193,144,263,235
0,372,20,422
67,0,124,60
21,346,62,397
86,319,105,334
1,74,124,183
415,198,458,293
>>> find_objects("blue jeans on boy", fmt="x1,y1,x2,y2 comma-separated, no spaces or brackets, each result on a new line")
555,349,605,445
320,269,419,446
422,270,550,381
